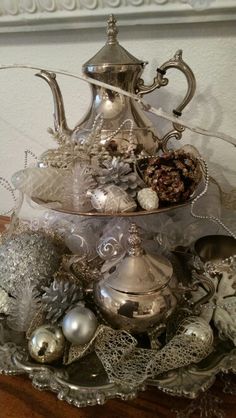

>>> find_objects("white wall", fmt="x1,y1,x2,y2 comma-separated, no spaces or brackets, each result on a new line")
0,21,235,215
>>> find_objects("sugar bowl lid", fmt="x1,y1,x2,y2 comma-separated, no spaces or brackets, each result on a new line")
106,224,173,294
83,15,146,69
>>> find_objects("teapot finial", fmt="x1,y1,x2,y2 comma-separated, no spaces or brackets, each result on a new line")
127,223,144,257
106,14,119,45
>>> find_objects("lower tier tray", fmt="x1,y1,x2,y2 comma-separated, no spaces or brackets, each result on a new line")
0,337,236,408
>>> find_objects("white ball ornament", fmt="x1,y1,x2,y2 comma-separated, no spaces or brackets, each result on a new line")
62,306,98,345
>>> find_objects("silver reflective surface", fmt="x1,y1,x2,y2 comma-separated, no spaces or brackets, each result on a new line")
194,235,236,263
94,224,177,333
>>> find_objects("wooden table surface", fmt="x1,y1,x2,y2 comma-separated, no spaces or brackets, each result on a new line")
0,216,235,418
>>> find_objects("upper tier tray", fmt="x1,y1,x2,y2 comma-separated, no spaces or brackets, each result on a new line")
31,191,200,218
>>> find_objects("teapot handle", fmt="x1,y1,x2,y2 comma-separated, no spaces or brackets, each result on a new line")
136,50,196,151
190,271,215,315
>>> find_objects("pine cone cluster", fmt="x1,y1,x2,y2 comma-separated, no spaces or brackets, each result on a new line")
141,150,202,204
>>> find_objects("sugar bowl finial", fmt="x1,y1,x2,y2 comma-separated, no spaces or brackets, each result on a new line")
127,223,143,257
106,14,119,45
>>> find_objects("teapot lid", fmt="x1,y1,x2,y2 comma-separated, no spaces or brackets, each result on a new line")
105,224,173,294
83,15,146,69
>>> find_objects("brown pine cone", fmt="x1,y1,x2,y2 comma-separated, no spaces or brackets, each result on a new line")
142,150,202,204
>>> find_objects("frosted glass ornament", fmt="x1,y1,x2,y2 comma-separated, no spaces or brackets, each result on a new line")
89,184,137,213
12,167,69,203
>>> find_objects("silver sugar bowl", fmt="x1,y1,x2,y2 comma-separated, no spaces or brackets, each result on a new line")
94,224,177,333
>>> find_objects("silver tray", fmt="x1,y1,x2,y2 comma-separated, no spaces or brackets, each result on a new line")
1,338,236,408
31,196,194,218
30,167,206,217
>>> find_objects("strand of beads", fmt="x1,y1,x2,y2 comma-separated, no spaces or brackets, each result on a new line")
201,302,236,310
104,118,136,159
24,149,38,168
0,177,17,216
105,118,134,144
191,158,236,239
73,113,103,145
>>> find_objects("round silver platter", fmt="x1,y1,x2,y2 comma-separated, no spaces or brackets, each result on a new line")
1,338,236,408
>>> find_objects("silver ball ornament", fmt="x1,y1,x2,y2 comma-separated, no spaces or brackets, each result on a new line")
62,306,98,345
28,325,65,364
177,316,214,346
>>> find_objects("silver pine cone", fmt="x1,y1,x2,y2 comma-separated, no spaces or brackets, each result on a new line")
96,157,141,197
42,279,83,324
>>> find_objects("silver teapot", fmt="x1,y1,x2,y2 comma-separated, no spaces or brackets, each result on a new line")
94,224,177,333
37,15,196,154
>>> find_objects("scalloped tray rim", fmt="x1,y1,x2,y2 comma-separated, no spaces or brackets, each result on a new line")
0,341,235,408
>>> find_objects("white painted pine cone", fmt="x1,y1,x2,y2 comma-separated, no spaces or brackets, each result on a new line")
0,288,10,314
137,188,159,211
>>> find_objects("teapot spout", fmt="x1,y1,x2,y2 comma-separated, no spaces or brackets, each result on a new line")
36,70,72,136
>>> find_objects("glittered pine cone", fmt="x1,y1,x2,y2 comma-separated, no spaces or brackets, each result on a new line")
141,150,202,204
